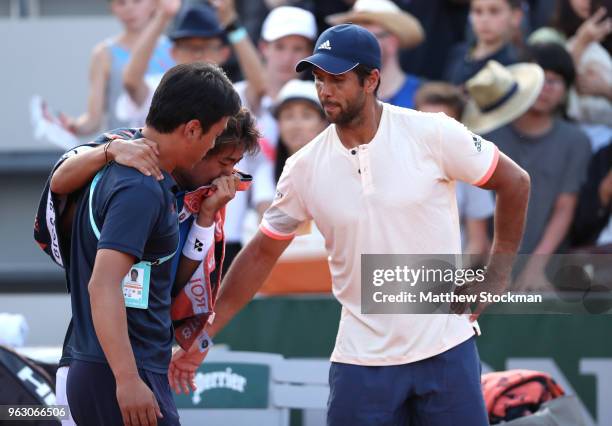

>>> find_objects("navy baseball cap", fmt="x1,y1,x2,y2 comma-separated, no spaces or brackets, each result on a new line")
169,4,225,41
295,24,381,74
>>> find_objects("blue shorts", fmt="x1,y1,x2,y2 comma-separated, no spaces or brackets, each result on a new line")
67,359,180,426
327,336,488,426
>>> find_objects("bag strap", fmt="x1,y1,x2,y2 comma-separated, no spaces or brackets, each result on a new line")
88,169,175,266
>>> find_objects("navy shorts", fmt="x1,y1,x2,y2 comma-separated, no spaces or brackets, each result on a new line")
327,336,488,426
67,359,180,426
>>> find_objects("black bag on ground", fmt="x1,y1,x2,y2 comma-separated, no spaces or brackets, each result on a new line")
0,345,60,426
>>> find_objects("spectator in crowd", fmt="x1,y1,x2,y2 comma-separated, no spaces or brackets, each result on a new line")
481,44,591,272
560,2,612,128
414,82,466,120
445,0,523,85
234,80,327,255
272,80,327,184
120,0,266,126
326,0,425,108
414,82,494,259
529,1,612,151
525,0,558,34
250,79,326,213
235,6,317,143
60,0,172,135
224,6,318,269
400,0,470,80
462,60,544,135
232,0,270,42
571,140,612,249
255,0,352,39
249,80,327,259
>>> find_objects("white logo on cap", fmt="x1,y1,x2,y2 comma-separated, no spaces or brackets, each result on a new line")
318,40,332,50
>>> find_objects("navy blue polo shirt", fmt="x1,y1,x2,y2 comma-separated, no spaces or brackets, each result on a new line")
68,145,179,373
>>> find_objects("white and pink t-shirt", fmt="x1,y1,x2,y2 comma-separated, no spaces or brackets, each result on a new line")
261,103,499,366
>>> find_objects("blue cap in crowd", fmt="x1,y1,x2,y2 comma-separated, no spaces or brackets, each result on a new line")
295,24,381,74
169,4,225,41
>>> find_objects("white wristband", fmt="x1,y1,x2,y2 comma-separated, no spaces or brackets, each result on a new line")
182,221,215,261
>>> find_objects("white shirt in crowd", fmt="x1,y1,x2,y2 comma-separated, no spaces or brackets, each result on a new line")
225,80,279,243
261,103,499,366
456,182,495,249
115,74,163,128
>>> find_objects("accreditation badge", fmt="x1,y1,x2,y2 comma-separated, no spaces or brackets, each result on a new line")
121,263,151,309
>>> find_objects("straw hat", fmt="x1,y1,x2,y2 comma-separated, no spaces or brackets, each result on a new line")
325,0,424,49
462,61,545,134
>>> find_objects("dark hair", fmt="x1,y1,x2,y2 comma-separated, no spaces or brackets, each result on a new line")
353,64,381,96
205,108,261,158
273,101,325,183
274,139,290,184
470,0,522,9
553,0,612,54
414,82,467,118
527,42,576,87
146,62,241,134
503,0,522,9
552,0,585,37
